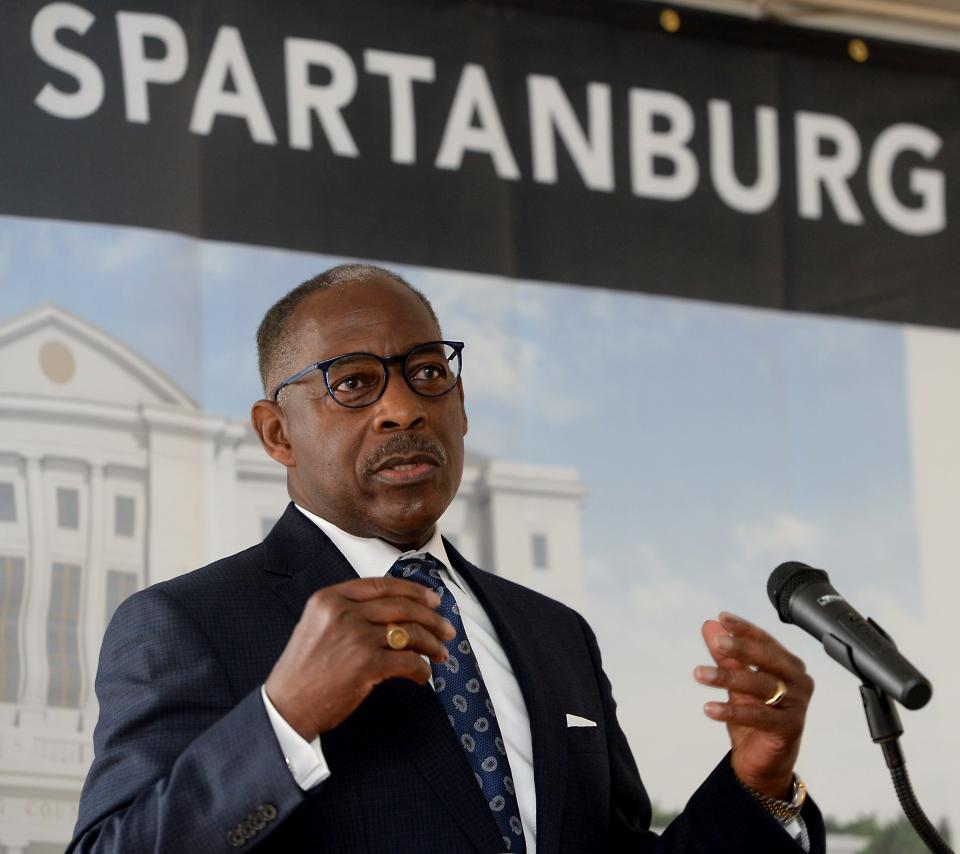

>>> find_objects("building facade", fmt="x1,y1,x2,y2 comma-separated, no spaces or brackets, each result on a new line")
0,304,588,852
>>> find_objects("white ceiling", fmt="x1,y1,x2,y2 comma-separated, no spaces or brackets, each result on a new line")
673,0,960,50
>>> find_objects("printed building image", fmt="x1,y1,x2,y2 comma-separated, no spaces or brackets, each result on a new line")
0,304,588,852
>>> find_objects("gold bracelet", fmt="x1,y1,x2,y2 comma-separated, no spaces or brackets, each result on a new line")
742,774,807,822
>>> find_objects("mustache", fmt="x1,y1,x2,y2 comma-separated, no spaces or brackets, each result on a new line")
361,432,448,477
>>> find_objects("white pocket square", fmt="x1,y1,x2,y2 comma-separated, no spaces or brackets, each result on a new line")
565,713,597,728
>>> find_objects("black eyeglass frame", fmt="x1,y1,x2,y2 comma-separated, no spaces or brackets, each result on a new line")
272,340,465,407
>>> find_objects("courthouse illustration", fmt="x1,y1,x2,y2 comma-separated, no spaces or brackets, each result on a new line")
0,304,588,852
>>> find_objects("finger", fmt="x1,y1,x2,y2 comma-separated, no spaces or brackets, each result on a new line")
337,576,442,608
360,597,456,642
376,621,450,664
694,665,794,705
700,620,760,706
377,649,434,685
719,612,784,645
708,631,806,681
701,620,743,668
703,699,803,730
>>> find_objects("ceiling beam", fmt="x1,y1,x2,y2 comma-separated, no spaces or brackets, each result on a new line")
761,0,960,28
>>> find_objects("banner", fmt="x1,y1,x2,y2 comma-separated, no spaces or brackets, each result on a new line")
2,2,959,851
2,0,960,326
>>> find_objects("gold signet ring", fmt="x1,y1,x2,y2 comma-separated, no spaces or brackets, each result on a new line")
385,624,410,651
764,679,787,707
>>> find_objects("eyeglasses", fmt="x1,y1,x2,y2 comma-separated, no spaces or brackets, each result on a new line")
272,340,465,408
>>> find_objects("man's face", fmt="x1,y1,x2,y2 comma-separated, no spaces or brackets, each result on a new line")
270,276,467,549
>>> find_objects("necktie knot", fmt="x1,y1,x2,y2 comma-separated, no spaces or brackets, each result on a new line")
389,554,444,590
389,555,457,619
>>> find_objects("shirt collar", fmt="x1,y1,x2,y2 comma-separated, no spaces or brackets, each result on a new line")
293,504,472,598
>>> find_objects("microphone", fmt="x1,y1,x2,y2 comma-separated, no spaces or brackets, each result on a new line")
768,562,932,710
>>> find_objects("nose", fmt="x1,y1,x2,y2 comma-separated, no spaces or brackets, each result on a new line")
371,365,427,432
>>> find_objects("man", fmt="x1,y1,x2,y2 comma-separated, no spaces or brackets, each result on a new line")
70,264,824,853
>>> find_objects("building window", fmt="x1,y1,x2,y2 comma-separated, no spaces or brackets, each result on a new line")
105,570,138,628
47,562,82,708
0,482,15,522
0,556,26,703
56,487,79,530
531,534,549,570
114,496,135,537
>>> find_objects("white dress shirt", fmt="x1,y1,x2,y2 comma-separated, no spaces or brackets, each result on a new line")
261,505,808,852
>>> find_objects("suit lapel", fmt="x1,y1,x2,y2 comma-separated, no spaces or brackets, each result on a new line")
447,543,568,854
261,506,503,852
262,503,359,618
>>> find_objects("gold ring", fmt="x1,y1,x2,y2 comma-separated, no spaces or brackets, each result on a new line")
764,679,787,707
385,623,409,651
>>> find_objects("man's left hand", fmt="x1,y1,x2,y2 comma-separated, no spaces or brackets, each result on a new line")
695,612,814,799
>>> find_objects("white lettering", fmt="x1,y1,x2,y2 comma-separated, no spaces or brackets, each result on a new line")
285,38,358,156
436,63,519,180
31,3,104,119
363,49,434,165
527,75,613,191
796,111,863,224
116,12,188,124
868,124,945,236
190,26,276,144
708,100,779,214
629,88,698,200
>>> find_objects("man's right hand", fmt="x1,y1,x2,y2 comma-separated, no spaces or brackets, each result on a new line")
264,577,455,741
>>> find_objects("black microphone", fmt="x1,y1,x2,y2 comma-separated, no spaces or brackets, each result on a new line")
768,562,932,710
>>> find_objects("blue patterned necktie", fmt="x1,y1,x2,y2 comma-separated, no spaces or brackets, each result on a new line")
389,554,527,853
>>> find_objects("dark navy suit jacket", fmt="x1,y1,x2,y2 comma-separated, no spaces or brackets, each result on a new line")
70,503,825,853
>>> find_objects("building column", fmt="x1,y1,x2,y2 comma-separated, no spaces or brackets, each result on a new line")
905,327,960,838
83,462,106,720
206,430,238,561
20,453,50,719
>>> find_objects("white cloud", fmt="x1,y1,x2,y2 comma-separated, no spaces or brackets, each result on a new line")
537,390,583,426
96,229,168,273
585,291,616,321
733,512,821,561
200,241,243,279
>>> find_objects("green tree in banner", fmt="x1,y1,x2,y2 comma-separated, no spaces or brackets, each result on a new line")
860,816,952,854
650,804,679,828
824,814,879,836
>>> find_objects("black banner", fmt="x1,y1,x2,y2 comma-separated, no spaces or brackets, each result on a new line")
2,0,959,326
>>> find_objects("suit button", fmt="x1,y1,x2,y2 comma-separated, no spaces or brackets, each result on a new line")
227,829,246,847
239,819,257,839
250,812,266,831
258,803,278,822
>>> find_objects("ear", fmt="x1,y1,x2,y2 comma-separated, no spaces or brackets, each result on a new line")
456,378,468,437
251,399,296,467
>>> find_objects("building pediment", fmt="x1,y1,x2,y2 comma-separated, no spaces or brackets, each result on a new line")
0,304,197,410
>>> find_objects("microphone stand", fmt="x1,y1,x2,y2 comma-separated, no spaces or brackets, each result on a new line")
859,684,954,854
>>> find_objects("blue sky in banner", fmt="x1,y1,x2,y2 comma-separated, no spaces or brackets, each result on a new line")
0,214,920,611
0,214,933,820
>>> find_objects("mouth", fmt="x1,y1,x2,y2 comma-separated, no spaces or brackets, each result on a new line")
371,453,441,483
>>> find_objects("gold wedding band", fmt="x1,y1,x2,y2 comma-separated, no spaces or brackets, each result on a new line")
385,623,410,651
764,679,788,707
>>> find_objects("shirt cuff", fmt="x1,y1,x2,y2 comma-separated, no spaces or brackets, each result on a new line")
261,685,331,790
784,816,810,852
